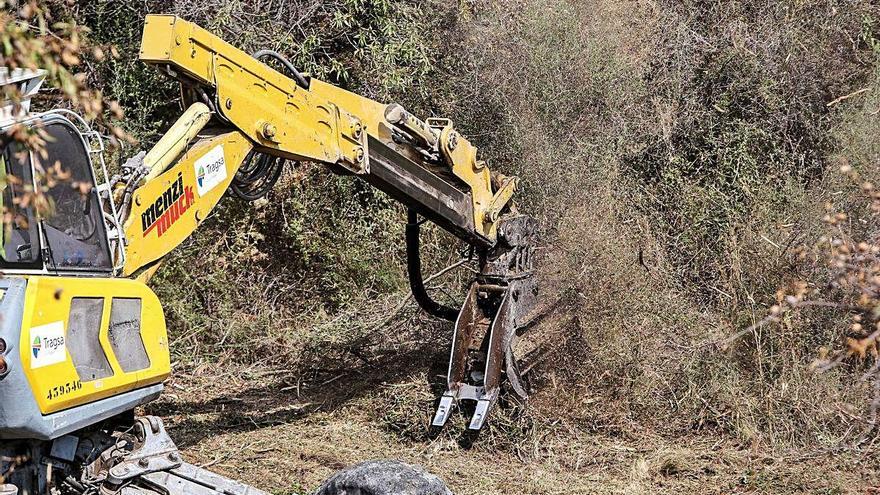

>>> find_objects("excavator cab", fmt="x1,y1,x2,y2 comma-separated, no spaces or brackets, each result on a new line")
0,114,113,273
0,72,170,442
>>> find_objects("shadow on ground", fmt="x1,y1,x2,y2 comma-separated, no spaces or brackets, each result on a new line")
145,343,452,449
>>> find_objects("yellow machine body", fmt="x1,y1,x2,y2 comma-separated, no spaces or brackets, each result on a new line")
18,276,170,415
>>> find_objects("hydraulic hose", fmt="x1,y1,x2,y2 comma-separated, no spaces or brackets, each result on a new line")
406,209,459,322
230,150,285,201
229,48,308,201
252,49,309,90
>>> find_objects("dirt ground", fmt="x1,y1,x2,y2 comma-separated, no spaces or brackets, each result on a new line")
142,363,879,495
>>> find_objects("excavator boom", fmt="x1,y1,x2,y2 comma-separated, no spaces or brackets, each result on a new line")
126,14,539,430
135,15,506,254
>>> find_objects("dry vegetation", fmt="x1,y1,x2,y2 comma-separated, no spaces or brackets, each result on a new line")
8,0,880,493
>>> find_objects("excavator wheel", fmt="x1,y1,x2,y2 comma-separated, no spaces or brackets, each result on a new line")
312,460,452,495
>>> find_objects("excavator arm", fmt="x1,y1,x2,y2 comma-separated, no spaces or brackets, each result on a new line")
123,15,538,429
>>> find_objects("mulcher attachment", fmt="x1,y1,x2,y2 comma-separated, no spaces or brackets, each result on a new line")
430,215,538,430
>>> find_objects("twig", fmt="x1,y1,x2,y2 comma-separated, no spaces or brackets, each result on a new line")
760,234,782,250
826,87,870,107
320,373,346,386
423,258,471,285
365,258,472,334
813,328,880,373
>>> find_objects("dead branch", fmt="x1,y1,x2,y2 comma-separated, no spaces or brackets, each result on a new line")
826,87,871,107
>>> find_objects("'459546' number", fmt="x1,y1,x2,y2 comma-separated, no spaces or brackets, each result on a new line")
47,380,82,400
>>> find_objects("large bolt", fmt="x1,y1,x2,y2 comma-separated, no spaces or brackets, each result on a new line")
485,210,500,224
262,122,277,139
225,98,233,110
138,458,150,468
147,416,161,433
355,148,365,164
352,121,363,140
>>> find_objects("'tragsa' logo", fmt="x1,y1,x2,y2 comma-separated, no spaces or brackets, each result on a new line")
30,322,66,368
141,172,195,238
193,145,227,196
31,332,64,359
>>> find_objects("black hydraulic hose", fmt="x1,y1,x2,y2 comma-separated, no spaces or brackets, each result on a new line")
229,48,307,202
230,151,284,201
406,209,459,322
252,49,309,90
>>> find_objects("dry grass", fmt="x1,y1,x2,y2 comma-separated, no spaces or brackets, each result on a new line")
446,0,880,449
145,364,880,494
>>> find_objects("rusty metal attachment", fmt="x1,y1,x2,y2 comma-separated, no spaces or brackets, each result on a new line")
431,215,538,430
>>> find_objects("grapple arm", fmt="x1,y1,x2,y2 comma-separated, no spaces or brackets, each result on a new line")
131,15,539,429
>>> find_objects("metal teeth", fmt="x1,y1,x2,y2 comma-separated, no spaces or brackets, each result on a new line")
432,395,455,427
468,399,493,430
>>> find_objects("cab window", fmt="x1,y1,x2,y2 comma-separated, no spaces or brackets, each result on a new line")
38,121,112,271
0,139,41,268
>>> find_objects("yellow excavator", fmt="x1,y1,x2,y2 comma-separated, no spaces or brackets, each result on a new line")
0,15,538,495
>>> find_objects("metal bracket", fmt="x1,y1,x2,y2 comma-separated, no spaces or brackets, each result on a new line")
484,177,518,224
102,416,270,495
106,417,182,484
334,107,370,174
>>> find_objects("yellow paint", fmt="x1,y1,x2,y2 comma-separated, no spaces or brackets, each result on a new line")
485,176,519,224
20,276,170,414
139,15,516,243
308,79,392,137
436,123,501,239
140,15,367,174
122,131,253,276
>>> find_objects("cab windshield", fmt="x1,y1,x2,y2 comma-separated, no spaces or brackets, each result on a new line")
39,120,112,271
0,118,112,272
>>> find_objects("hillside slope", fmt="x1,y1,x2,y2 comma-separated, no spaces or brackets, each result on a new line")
67,0,880,493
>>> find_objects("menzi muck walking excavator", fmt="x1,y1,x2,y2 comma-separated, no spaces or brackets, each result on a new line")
0,15,538,495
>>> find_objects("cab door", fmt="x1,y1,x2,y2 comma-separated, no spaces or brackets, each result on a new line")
36,116,113,273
